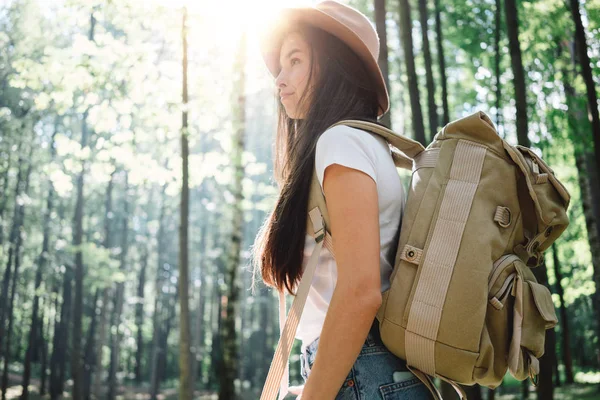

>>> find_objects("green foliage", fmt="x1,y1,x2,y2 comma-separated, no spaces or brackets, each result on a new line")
0,0,599,396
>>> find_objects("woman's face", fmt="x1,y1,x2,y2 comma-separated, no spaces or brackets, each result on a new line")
276,31,313,119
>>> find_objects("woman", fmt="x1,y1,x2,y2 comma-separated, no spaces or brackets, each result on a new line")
252,1,433,399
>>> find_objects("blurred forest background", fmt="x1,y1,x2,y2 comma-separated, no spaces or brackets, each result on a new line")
0,0,599,399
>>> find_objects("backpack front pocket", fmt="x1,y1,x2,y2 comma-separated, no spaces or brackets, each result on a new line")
507,263,558,381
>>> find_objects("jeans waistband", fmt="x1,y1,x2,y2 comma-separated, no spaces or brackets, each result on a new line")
301,318,380,360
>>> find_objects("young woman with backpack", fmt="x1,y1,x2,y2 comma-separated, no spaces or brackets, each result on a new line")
251,1,433,399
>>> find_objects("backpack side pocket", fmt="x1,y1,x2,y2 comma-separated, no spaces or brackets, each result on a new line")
508,263,558,382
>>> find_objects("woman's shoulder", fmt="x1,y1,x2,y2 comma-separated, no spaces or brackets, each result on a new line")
317,123,388,153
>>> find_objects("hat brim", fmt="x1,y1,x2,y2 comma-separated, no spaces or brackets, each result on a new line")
259,7,390,118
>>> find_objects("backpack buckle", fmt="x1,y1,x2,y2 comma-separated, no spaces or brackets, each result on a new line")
309,206,326,243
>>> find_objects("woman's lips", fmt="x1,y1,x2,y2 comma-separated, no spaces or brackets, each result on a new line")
280,93,293,101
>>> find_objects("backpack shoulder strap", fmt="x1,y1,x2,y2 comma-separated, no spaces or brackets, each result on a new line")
327,119,426,170
307,119,427,240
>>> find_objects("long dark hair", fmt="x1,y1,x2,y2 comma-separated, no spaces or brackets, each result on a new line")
251,21,383,296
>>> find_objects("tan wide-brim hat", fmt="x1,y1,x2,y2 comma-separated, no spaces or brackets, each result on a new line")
259,0,390,118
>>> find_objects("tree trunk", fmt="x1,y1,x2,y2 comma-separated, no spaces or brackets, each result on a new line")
82,289,99,400
0,135,26,353
504,0,529,146
50,268,73,400
209,273,224,389
398,0,426,145
40,304,51,397
163,288,180,384
494,0,502,133
92,288,110,400
178,7,193,400
2,143,33,400
72,105,90,400
418,0,438,136
562,44,600,357
463,385,482,400
567,0,600,181
135,246,148,384
433,0,448,126
521,379,529,399
531,261,555,399
551,244,574,383
150,184,168,400
505,15,559,396
72,13,96,398
504,7,557,381
192,222,208,387
107,172,129,400
91,169,117,400
374,0,391,128
21,126,57,400
0,133,15,246
218,26,247,400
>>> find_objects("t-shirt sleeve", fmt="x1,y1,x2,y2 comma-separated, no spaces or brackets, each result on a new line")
315,125,378,195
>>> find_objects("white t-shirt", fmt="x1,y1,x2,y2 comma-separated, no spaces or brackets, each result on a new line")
295,124,406,352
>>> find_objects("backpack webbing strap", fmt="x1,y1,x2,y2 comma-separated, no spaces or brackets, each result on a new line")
405,140,487,376
413,148,440,173
261,206,332,400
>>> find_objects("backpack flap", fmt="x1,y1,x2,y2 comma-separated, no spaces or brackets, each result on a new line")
507,260,558,382
502,143,571,266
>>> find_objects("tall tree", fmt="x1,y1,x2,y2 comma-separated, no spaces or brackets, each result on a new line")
0,134,26,354
505,0,556,396
418,0,438,135
374,0,392,128
82,288,100,400
178,6,193,400
192,210,209,386
135,240,149,383
433,0,448,126
218,27,247,400
562,39,600,355
534,259,558,400
72,11,97,399
50,261,73,399
0,139,14,247
150,183,168,400
39,302,51,397
398,0,426,145
567,1,600,347
1,142,34,400
21,124,58,400
567,0,600,181
91,170,117,400
107,172,130,400
494,0,502,131
504,0,528,146
551,244,574,384
71,105,91,400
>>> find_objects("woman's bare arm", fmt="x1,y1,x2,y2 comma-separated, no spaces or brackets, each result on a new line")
300,162,382,399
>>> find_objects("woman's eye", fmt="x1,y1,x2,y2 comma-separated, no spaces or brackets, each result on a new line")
291,58,300,66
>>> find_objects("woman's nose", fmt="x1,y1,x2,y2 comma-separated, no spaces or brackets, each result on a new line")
275,69,286,90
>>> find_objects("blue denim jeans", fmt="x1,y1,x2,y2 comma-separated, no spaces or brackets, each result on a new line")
299,318,434,399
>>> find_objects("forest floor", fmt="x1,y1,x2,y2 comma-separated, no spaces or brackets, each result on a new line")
5,372,600,399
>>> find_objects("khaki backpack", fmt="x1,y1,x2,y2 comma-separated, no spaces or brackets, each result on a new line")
260,110,570,400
